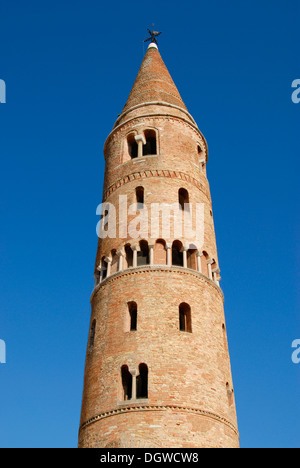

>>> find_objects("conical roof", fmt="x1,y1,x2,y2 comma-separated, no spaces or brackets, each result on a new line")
121,43,188,114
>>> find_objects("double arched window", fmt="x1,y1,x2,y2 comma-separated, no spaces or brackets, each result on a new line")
121,363,149,401
126,129,158,161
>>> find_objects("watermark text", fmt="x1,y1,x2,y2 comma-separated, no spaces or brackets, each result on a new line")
291,339,300,364
0,79,6,103
96,196,204,250
0,339,6,364
291,79,300,104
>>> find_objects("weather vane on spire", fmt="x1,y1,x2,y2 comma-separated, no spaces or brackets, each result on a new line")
144,25,162,45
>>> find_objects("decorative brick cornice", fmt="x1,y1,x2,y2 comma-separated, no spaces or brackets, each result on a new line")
91,265,224,303
103,168,211,202
79,404,239,436
114,101,198,127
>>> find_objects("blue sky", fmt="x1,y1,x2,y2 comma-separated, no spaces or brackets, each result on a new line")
0,0,299,448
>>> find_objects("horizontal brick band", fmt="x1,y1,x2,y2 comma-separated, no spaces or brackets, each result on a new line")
91,265,224,302
79,404,238,436
103,168,211,202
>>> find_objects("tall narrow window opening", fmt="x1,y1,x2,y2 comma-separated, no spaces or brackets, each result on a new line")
128,302,137,331
125,244,133,268
172,240,183,266
136,363,148,399
135,186,144,205
187,248,197,270
137,240,149,266
143,130,157,155
121,365,132,401
101,257,108,280
179,303,192,333
179,188,189,210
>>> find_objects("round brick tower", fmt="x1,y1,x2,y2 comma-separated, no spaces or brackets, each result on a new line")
78,42,239,448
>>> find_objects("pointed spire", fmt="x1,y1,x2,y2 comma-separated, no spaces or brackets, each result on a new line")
121,43,188,115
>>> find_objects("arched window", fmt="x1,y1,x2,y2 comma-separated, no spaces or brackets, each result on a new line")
101,256,108,280
201,251,209,277
125,244,133,268
154,239,167,265
89,320,96,348
121,365,132,401
211,258,218,282
135,186,144,205
127,134,138,159
179,303,192,333
111,249,119,275
187,248,197,270
136,363,148,399
137,240,149,266
178,188,189,210
128,301,137,331
143,130,157,155
172,240,183,266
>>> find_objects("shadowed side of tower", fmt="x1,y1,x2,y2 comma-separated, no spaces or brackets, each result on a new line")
78,41,239,449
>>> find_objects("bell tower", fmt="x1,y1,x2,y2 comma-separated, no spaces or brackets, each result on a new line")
78,40,239,448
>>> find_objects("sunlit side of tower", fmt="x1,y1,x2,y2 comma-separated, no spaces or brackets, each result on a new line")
78,40,239,448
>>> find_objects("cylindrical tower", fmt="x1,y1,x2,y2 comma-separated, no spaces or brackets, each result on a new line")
78,42,239,448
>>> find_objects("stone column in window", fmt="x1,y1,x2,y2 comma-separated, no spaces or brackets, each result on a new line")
149,244,155,266
182,246,188,268
129,368,137,400
117,250,125,272
134,134,146,158
207,259,214,280
132,245,138,268
105,257,112,277
166,243,172,266
212,267,220,286
196,251,203,273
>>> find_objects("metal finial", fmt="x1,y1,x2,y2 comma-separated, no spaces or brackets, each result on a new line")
143,26,162,45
